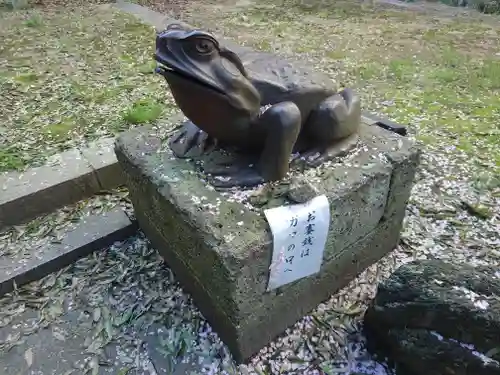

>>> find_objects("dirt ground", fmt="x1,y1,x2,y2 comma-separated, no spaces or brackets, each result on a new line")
176,0,500,176
2,0,499,175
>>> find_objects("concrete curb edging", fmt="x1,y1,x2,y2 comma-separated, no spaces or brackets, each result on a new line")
0,208,137,297
0,137,124,231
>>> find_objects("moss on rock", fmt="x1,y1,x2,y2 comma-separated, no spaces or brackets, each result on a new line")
364,259,500,375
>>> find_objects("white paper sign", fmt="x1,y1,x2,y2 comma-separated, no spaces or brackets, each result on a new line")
264,195,330,291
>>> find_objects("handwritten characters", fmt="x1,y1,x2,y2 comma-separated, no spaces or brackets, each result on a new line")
264,195,330,291
301,211,316,258
282,210,317,273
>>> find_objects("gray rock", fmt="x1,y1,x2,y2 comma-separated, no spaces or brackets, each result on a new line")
364,259,500,375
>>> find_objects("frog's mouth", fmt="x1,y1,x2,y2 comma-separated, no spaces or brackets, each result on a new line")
154,54,226,97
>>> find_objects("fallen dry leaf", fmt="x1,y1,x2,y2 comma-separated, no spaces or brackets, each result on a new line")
24,348,33,368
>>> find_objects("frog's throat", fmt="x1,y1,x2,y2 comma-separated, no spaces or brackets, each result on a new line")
156,65,227,97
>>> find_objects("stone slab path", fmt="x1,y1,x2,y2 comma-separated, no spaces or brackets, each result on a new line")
0,208,137,297
0,234,224,375
0,307,198,375
0,137,123,231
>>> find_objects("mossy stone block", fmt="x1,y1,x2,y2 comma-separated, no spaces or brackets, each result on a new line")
114,120,420,362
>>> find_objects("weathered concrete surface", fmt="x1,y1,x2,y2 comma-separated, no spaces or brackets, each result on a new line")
0,148,96,230
364,260,500,375
0,309,200,375
0,138,124,231
0,208,137,297
114,120,420,362
80,137,125,192
113,1,172,31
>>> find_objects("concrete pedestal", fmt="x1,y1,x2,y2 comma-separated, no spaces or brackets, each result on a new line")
114,119,420,363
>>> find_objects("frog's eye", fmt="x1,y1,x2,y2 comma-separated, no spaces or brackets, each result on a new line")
167,23,186,31
195,38,215,55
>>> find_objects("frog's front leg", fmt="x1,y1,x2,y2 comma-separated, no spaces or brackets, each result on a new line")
169,120,217,158
300,88,361,167
205,102,302,189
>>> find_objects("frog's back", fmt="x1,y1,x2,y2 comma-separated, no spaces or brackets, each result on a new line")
237,49,338,113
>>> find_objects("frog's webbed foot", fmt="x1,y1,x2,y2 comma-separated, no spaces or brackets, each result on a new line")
168,120,217,158
208,169,265,189
301,87,361,167
202,156,264,189
296,133,359,168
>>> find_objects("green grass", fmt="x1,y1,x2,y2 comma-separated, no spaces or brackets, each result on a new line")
23,14,42,27
14,72,38,83
2,0,498,177
0,146,25,170
186,0,500,175
0,6,176,172
122,99,163,124
43,119,77,141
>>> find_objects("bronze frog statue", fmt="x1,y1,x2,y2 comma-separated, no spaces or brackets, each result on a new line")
154,23,361,189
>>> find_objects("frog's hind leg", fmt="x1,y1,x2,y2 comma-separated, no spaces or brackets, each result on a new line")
300,88,361,167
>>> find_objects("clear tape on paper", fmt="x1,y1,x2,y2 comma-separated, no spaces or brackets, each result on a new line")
264,195,330,291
